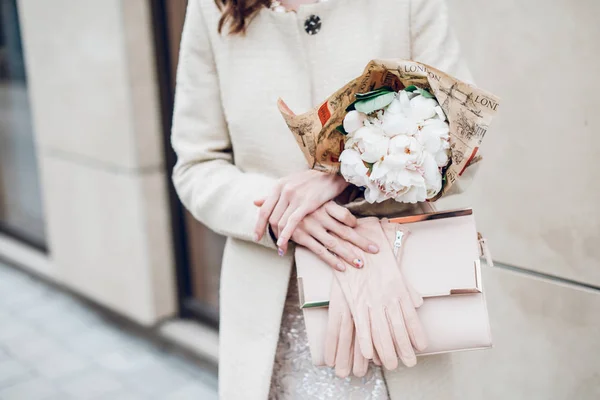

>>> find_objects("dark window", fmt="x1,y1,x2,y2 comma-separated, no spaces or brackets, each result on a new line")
0,0,46,249
151,0,223,327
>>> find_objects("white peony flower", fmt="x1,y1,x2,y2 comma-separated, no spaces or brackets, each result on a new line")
380,92,417,137
422,152,443,198
370,161,428,204
379,91,446,138
417,119,449,153
366,136,426,203
381,110,417,137
416,119,451,168
345,125,389,163
388,135,424,166
434,105,446,121
409,94,439,121
364,180,389,204
339,149,369,187
343,110,368,134
395,184,428,204
386,96,404,114
435,140,450,167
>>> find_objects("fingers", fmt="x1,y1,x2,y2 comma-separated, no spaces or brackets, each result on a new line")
370,309,398,370
406,280,424,309
268,195,289,235
398,297,428,352
324,308,341,368
295,233,346,272
372,348,382,366
334,312,354,378
394,271,428,352
386,302,417,367
324,202,357,228
272,173,324,251
391,230,423,309
310,228,362,268
325,205,378,254
355,303,374,360
328,224,379,256
275,206,296,254
352,333,369,377
253,198,265,207
277,207,310,254
253,188,281,242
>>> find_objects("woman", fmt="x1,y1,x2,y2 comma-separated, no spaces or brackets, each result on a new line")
171,0,471,398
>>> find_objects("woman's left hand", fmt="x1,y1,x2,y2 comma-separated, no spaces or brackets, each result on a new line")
255,200,379,270
253,170,349,254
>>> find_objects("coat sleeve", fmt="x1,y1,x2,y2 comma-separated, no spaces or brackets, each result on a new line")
171,0,277,249
409,0,473,83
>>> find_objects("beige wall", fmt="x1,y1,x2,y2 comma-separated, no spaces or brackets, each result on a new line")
444,0,600,287
11,0,176,325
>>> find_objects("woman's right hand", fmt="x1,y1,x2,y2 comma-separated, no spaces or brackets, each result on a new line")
254,200,378,271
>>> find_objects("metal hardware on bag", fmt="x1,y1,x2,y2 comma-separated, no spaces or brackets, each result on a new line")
301,300,330,309
297,277,330,309
478,232,494,267
393,230,405,256
389,208,472,224
449,260,483,295
424,259,483,297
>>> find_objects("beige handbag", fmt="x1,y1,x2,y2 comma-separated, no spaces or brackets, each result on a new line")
295,208,493,366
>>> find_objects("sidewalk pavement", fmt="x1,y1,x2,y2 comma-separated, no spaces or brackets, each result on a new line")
0,261,218,400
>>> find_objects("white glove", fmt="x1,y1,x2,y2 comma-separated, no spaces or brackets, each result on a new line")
324,275,368,378
334,217,428,370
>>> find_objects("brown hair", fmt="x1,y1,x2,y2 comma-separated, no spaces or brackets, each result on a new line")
214,0,272,35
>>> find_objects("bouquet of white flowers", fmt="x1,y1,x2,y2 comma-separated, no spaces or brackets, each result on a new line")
278,59,500,207
339,85,451,204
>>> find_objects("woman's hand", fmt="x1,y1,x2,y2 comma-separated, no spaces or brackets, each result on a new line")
254,200,379,271
253,170,352,254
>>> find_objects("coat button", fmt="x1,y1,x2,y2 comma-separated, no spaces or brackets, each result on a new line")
304,15,321,35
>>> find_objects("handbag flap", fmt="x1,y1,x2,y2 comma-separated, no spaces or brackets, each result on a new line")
390,209,481,297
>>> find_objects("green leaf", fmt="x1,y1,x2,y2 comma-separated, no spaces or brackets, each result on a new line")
440,162,451,189
416,87,435,98
355,86,394,100
404,85,435,98
364,161,375,173
354,92,396,114
347,86,395,111
335,124,347,135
